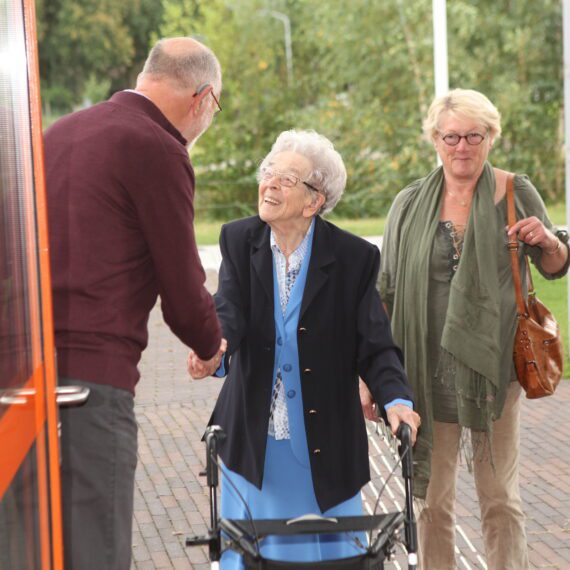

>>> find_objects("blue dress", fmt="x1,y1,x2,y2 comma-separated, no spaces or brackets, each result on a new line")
220,226,366,568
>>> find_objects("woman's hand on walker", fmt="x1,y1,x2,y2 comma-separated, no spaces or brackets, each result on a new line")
386,405,421,446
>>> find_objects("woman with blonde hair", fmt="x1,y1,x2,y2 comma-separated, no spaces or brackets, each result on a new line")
362,88,569,569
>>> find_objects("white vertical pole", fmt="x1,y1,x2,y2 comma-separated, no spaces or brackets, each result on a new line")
563,0,570,356
433,0,449,97
432,0,449,165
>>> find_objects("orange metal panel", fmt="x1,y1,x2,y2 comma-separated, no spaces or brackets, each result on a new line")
35,426,51,570
0,0,60,567
0,370,44,501
23,0,64,566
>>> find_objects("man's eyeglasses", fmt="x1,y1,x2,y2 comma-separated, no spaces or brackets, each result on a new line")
440,132,486,146
193,83,222,115
259,167,322,194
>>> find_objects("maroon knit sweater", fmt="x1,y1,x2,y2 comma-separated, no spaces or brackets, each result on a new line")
44,91,221,394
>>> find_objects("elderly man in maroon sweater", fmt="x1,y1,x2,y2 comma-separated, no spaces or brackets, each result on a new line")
44,37,225,569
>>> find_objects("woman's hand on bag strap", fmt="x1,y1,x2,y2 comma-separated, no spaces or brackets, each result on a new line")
507,215,555,249
507,216,568,274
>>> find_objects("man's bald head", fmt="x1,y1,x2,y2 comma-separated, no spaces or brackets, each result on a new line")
140,37,221,93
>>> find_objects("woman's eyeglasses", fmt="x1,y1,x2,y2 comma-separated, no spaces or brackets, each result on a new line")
440,132,486,146
259,167,322,194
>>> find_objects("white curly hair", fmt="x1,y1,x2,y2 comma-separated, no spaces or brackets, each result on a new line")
258,129,347,215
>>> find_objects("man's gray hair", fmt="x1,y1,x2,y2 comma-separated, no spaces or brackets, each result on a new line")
142,38,222,92
259,130,347,215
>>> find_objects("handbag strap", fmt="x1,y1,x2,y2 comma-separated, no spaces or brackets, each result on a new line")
505,173,529,317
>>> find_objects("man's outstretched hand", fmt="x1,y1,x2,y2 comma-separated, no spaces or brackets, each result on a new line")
187,338,227,379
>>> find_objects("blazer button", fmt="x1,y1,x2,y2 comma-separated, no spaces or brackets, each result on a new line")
313,449,321,455
287,390,296,398
303,368,312,375
283,364,292,372
308,409,318,415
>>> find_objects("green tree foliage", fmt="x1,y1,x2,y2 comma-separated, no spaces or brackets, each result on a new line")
159,0,564,219
37,0,164,113
38,0,565,217
446,0,563,202
159,0,307,218
284,0,437,216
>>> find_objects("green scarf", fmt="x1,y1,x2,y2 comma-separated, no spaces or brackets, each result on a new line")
390,162,506,499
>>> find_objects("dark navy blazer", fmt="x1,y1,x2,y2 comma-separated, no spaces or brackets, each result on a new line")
209,215,413,512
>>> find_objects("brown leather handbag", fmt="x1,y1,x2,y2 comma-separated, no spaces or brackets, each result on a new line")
506,174,563,398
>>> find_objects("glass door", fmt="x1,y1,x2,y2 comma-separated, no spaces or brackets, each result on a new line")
0,0,63,568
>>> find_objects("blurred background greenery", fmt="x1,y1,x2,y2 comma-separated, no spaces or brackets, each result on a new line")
37,0,566,222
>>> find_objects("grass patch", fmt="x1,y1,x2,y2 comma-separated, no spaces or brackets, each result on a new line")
194,216,387,245
547,201,567,226
327,217,386,237
195,219,225,245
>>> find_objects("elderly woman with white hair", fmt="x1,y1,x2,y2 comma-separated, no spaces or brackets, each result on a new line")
359,89,570,569
188,129,419,567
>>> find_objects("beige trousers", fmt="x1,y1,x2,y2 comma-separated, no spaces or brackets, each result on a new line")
418,382,530,570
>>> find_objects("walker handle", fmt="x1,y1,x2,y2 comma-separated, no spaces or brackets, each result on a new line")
396,422,417,568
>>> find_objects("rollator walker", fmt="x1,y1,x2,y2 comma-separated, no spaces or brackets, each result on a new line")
187,423,418,570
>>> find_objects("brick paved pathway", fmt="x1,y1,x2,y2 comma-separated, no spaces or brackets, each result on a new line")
131,249,570,569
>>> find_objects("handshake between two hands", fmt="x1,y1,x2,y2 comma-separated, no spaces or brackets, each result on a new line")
187,338,228,380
